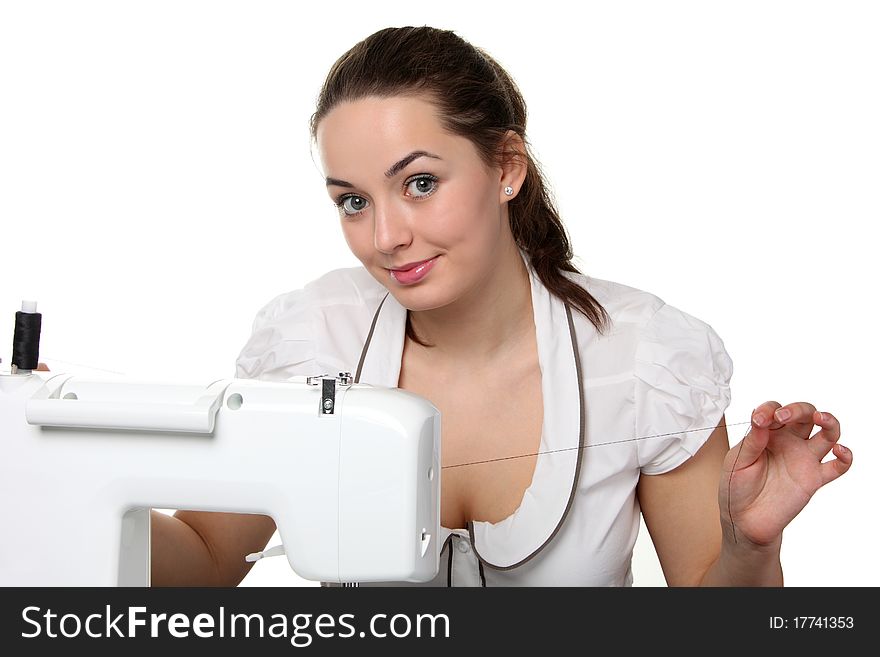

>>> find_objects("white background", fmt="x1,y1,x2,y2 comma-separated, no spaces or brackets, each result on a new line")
1,1,876,587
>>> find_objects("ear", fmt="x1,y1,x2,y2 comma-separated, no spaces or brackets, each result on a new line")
497,130,528,203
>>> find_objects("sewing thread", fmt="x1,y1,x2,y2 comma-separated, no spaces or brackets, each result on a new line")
12,306,42,371
442,419,749,469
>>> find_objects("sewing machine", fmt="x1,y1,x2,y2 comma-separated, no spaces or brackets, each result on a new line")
0,369,441,586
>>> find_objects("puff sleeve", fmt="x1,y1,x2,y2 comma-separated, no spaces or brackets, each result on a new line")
234,288,321,381
634,302,734,475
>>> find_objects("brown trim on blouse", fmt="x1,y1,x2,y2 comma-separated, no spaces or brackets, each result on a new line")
439,533,454,587
355,293,586,577
355,292,390,384
447,540,453,587
468,302,585,571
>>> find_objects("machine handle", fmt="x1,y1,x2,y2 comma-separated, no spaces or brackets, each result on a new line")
25,380,229,433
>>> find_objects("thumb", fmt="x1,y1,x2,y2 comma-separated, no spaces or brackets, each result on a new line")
731,409,770,469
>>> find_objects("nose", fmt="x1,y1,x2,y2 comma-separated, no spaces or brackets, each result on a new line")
372,200,413,254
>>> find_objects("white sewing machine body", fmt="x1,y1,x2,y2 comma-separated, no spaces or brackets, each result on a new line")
0,371,441,586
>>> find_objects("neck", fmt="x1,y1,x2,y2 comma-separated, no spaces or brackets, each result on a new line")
407,241,534,365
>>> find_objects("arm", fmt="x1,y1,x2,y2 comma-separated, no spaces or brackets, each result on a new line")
636,415,782,586
150,510,277,587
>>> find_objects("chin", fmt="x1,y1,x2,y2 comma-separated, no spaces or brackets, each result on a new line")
398,289,458,313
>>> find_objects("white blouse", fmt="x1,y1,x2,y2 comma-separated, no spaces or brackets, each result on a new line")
235,248,734,586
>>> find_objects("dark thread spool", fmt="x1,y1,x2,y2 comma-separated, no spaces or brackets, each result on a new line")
12,310,42,371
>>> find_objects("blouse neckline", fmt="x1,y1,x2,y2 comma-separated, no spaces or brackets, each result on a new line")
354,247,588,570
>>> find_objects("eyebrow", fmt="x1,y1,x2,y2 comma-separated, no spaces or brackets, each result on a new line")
325,150,442,188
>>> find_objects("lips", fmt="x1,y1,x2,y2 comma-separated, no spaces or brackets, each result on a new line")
387,255,439,285
389,257,436,272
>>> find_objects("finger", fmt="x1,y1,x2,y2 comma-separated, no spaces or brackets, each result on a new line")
807,410,842,458
732,409,773,469
771,401,818,427
819,443,853,487
754,401,789,432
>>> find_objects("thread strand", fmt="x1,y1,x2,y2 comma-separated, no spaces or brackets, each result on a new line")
442,419,749,469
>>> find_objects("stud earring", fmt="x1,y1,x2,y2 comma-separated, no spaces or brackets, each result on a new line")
504,186,514,196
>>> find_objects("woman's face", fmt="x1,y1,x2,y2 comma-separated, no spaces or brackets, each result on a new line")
316,94,512,312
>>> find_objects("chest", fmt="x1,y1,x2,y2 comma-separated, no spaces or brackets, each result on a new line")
398,345,544,530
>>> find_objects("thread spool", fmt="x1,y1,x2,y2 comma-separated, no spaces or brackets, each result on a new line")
12,300,42,372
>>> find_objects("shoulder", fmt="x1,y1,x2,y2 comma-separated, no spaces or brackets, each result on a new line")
251,265,388,328
559,269,666,343
561,268,726,346
236,265,388,380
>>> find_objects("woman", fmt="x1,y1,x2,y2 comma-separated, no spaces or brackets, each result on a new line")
151,26,851,587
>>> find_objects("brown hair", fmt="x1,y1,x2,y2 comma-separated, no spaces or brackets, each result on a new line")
309,26,611,346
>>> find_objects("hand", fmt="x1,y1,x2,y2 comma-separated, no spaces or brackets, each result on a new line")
719,401,852,548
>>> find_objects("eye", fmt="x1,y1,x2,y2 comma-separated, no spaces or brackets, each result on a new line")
335,195,368,217
405,174,439,199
